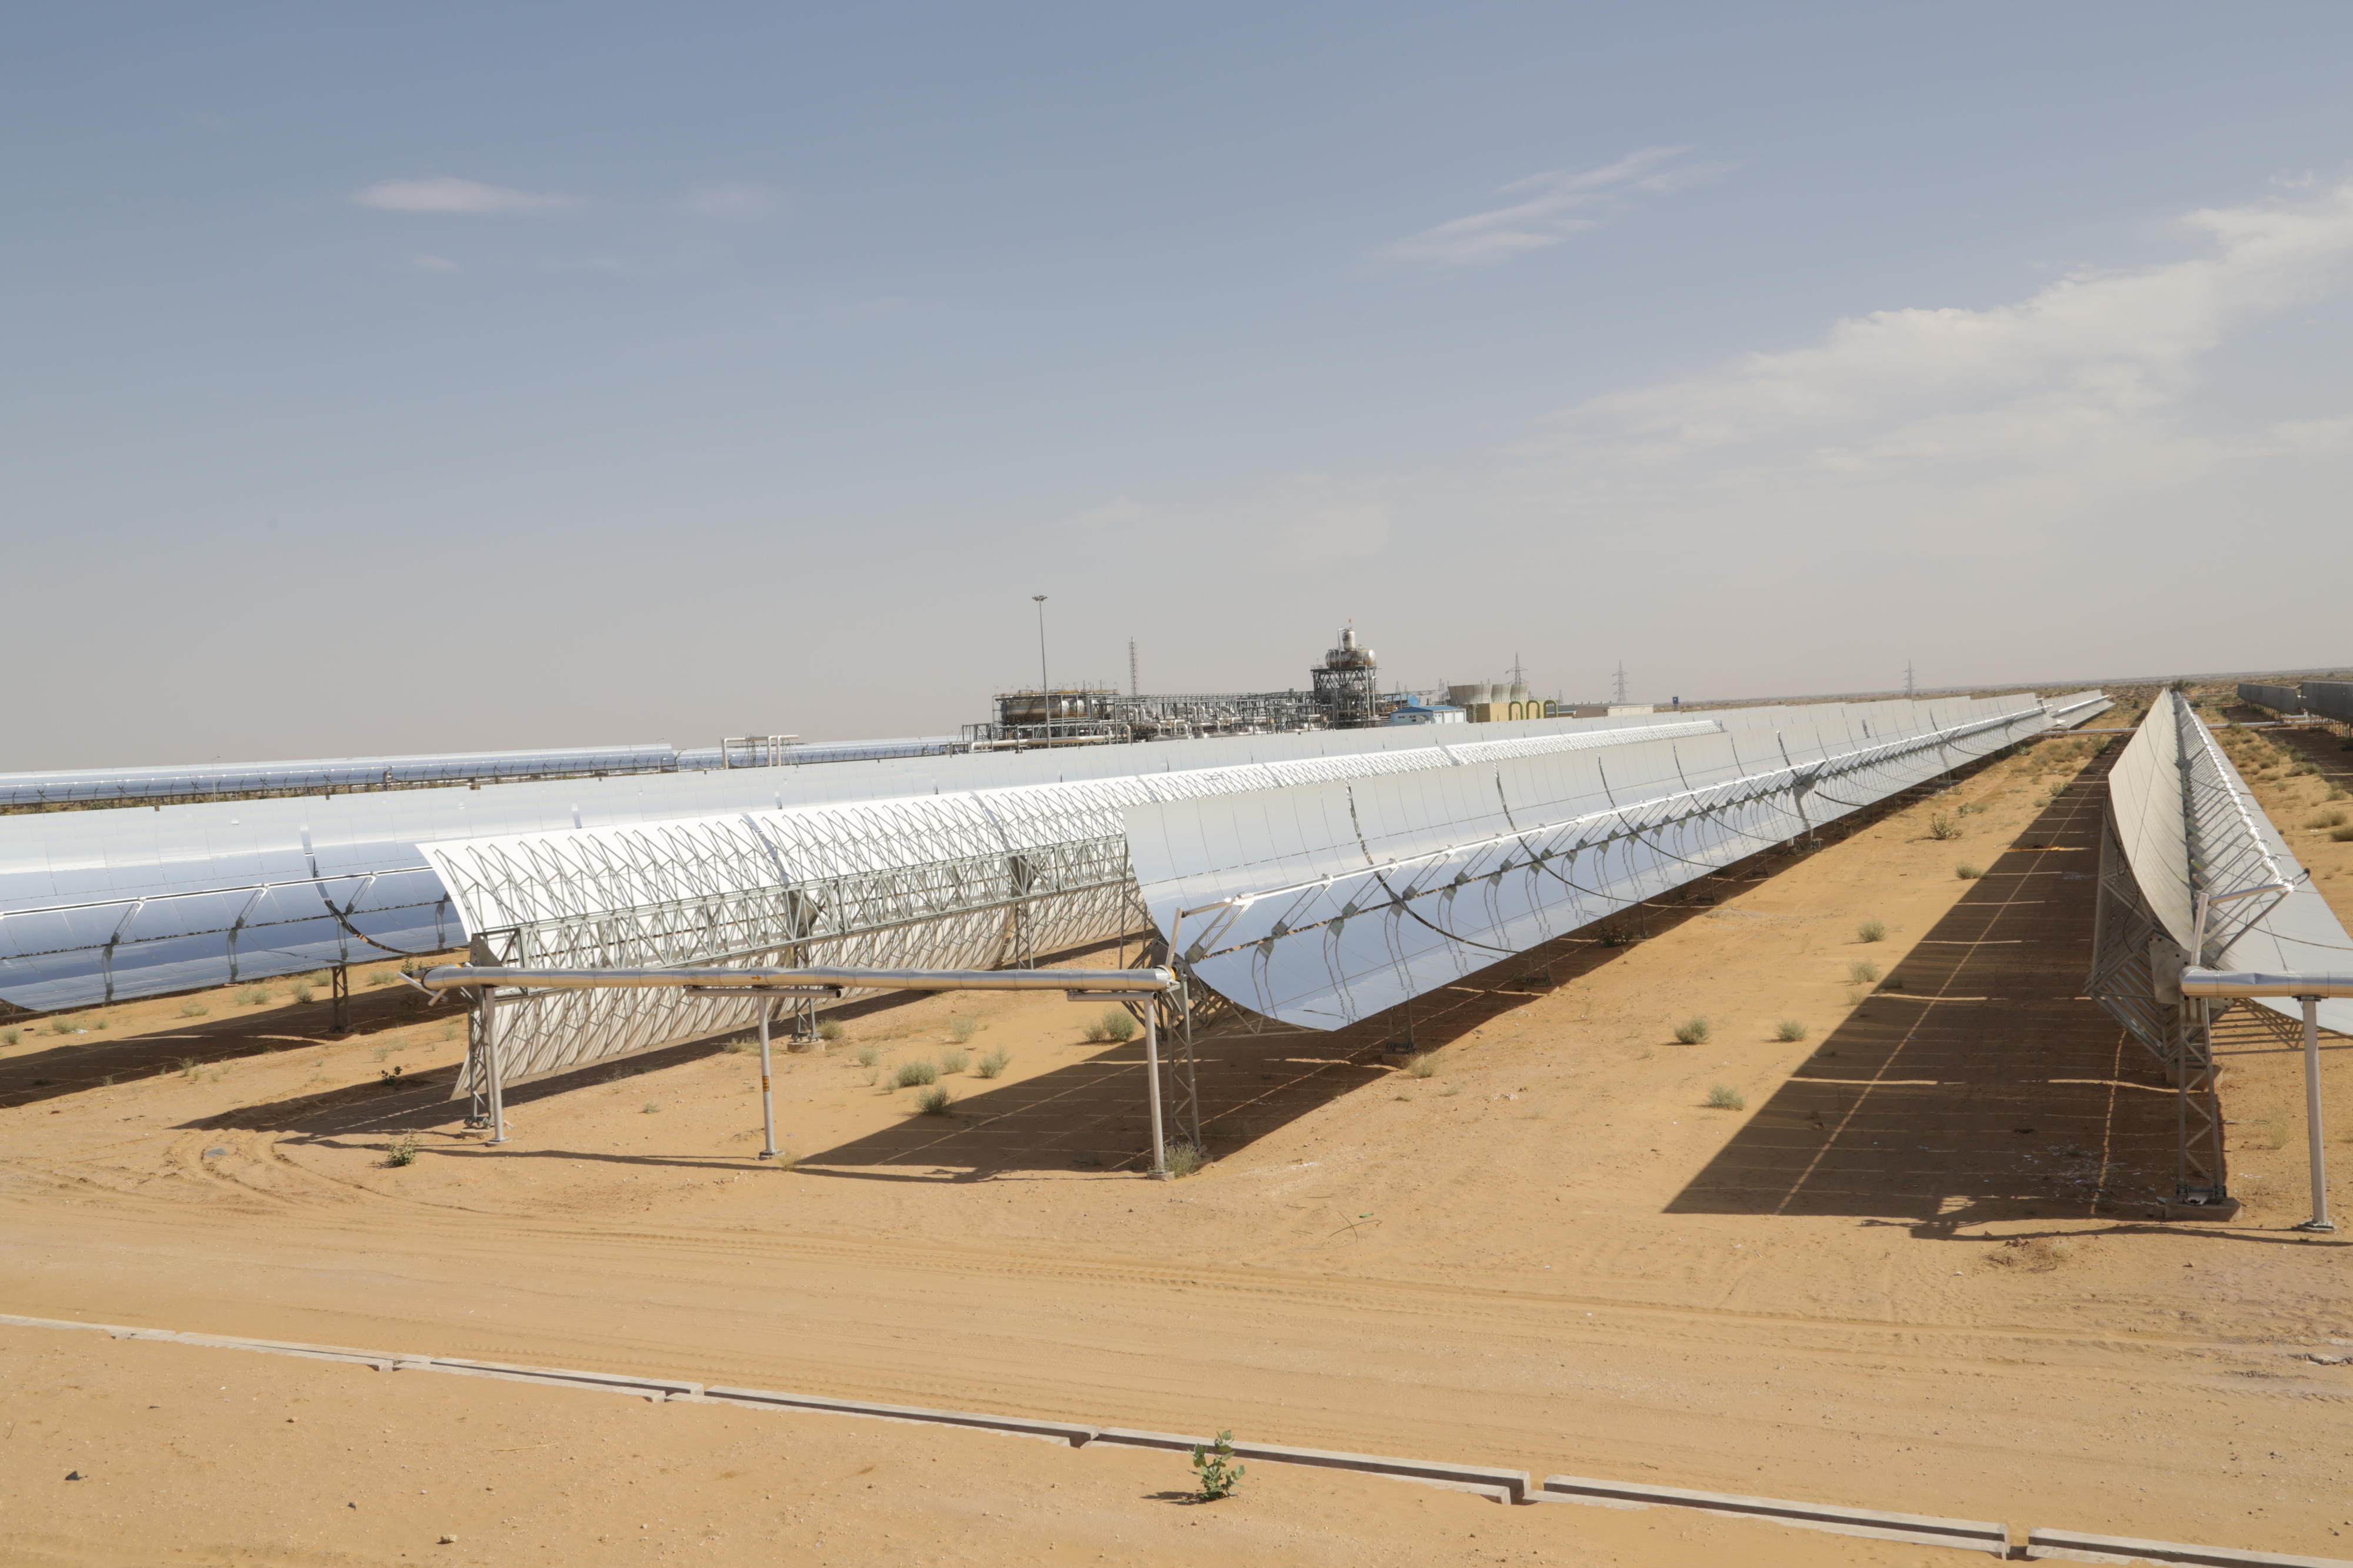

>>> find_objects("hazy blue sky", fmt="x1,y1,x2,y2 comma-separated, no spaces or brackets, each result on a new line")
6,3,2351,767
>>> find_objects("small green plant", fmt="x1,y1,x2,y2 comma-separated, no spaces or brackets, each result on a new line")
236,985,270,1006
939,1049,969,1075
1846,987,1870,1006
1407,1053,1439,1079
1099,1007,1136,1042
1163,1140,1204,1177
1,1027,18,1047
1705,1083,1747,1111
722,1036,755,1054
818,1019,845,1042
1191,1430,1246,1501
365,968,397,986
895,1059,939,1088
974,1048,1011,1079
1857,919,1888,943
1955,863,1983,880
1848,960,1881,984
916,1085,954,1116
384,1135,420,1167
1928,813,1962,840
178,1056,201,1079
854,1044,881,1067
179,1000,209,1018
1774,1019,1808,1042
292,983,315,1004
946,1016,979,1045
642,1100,661,1114
1958,800,1989,815
46,1016,74,1035
1674,1016,1712,1045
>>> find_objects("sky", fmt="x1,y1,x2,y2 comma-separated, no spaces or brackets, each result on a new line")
5,2,2351,768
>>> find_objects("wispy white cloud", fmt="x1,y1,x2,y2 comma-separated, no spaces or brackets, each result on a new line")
1532,180,2353,507
1375,148,1729,271
409,253,461,273
677,182,785,223
352,177,578,215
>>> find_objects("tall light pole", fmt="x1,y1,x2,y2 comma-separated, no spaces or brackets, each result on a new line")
1032,595,1049,746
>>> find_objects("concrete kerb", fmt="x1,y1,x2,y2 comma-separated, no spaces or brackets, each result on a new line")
1542,1473,2011,1555
706,1386,1096,1447
1095,1427,1529,1502
2026,1528,2353,1568
8,1312,2351,1567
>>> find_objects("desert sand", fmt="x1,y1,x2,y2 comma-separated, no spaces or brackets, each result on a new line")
4,699,2350,1565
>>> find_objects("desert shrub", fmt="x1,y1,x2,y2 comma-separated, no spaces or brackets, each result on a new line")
2307,809,2349,829
1928,813,1962,840
854,1044,881,1067
1,1027,16,1047
974,1048,1011,1079
642,1101,661,1114
365,968,396,986
46,1017,74,1035
1191,1430,1246,1500
939,1049,969,1075
916,1085,953,1116
2334,825,2353,843
722,1037,755,1055
1099,1008,1138,1042
818,1019,845,1042
1774,1019,1808,1042
179,1000,209,1018
383,1135,420,1168
1163,1140,1204,1177
895,1059,939,1088
1857,919,1888,943
1407,1053,1439,1079
1956,863,1983,880
1705,1083,1747,1111
291,983,314,1003
1674,1017,1712,1045
236,985,271,1006
947,1016,979,1045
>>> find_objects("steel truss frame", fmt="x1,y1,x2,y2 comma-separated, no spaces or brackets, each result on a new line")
2088,689,2304,1207
1140,701,2054,1030
426,721,1733,1096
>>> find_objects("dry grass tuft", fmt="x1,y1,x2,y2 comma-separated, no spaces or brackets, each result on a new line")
1674,1017,1712,1045
1857,919,1888,943
1774,1019,1808,1042
894,1059,939,1088
1704,1083,1747,1111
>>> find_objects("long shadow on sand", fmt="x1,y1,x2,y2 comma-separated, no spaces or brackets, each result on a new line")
1665,748,2183,1231
0,979,452,1113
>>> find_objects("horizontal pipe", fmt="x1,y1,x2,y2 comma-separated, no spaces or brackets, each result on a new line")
2179,969,2353,999
416,964,1175,995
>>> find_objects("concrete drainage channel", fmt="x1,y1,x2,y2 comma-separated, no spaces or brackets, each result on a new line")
6,1312,2342,1568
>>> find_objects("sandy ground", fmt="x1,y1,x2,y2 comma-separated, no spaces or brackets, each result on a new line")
5,712,2352,1564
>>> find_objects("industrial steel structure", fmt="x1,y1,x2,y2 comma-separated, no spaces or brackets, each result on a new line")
420,718,1731,1113
1127,693,2105,1031
2087,687,2353,1209
2235,678,2353,726
0,709,1705,1013
0,737,964,815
